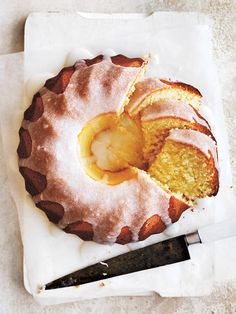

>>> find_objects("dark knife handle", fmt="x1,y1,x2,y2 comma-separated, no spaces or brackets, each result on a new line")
45,235,190,290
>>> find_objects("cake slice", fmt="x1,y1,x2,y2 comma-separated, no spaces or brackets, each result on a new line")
140,98,214,165
126,78,202,116
148,129,219,201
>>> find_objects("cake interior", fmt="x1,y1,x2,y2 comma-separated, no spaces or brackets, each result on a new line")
129,87,202,116
148,140,216,200
142,117,200,165
78,81,217,202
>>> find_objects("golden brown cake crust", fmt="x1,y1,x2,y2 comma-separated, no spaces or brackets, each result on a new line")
168,196,190,223
138,215,166,241
160,79,202,97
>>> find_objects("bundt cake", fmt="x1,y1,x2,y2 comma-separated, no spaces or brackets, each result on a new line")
17,54,219,245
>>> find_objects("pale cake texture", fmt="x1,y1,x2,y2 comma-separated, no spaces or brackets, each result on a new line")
126,78,202,116
140,98,213,164
149,129,219,200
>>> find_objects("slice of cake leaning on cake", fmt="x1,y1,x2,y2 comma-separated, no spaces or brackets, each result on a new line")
126,76,219,210
17,55,219,244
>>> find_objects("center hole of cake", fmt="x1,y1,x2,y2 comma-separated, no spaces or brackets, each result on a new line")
91,119,143,172
78,113,144,185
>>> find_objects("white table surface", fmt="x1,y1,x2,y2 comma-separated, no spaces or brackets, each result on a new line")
0,1,236,313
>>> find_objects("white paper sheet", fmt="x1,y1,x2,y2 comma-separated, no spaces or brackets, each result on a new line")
0,12,235,305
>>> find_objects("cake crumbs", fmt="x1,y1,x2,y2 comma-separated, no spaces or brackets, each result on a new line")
100,261,109,267
37,285,45,293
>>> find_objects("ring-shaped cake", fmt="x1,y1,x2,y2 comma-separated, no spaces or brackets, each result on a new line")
17,55,219,244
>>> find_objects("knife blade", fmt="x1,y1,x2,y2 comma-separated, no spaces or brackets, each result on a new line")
45,235,190,290
44,218,236,290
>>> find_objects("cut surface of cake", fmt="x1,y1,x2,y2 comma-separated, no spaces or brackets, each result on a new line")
126,78,202,116
148,129,219,200
140,98,214,165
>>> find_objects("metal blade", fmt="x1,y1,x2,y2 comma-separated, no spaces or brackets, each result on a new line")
45,235,190,290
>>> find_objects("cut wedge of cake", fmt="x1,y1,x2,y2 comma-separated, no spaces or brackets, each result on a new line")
126,78,202,116
148,129,219,201
140,98,214,165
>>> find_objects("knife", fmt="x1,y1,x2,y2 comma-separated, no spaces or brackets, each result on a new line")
44,218,236,290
